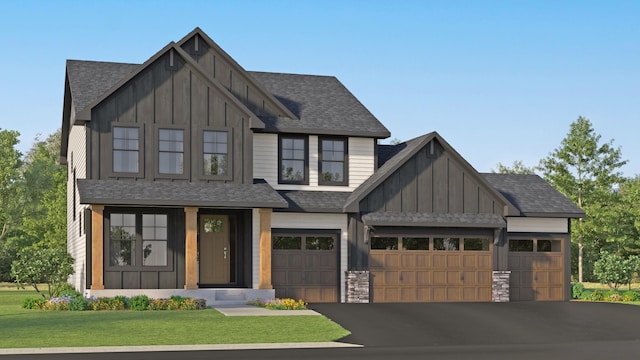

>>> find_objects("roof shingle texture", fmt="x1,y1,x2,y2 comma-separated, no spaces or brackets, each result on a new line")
77,179,288,208
248,72,390,138
482,173,584,217
66,60,139,114
277,190,350,213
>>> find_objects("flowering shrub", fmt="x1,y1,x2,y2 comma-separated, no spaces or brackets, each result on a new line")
247,298,307,310
22,295,205,311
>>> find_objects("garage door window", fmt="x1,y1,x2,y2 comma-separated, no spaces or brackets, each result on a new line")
509,239,533,252
537,240,561,252
463,238,490,251
434,237,460,251
306,237,335,250
273,236,302,250
371,237,398,250
403,237,429,250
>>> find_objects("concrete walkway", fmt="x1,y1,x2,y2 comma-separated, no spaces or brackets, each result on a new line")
213,304,321,316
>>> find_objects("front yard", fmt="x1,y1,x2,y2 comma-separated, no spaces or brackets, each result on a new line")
0,286,349,348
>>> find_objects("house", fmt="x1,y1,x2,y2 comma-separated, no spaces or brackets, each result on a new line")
60,28,584,304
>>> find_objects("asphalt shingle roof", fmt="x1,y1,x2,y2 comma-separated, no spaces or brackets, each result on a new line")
77,179,288,208
362,212,506,228
482,173,585,217
277,190,350,213
66,60,139,114
248,72,390,138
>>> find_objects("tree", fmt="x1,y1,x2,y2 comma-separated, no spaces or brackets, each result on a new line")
0,129,22,242
593,251,640,290
492,160,536,174
539,116,627,282
11,245,74,299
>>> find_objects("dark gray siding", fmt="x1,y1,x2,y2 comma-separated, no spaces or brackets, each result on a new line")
180,35,287,119
89,50,253,184
359,140,505,215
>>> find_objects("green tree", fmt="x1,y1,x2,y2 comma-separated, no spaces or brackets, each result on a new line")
492,160,536,174
539,116,627,282
593,251,640,290
11,245,74,299
0,129,22,242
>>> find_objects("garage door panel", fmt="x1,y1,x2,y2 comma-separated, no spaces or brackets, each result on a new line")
385,271,400,285
401,287,417,302
447,254,460,267
416,271,431,285
400,254,415,267
463,287,477,301
433,254,447,267
462,271,477,285
462,255,477,268
433,271,447,285
446,287,460,301
400,271,416,285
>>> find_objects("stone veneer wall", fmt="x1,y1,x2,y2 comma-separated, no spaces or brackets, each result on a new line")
492,270,511,302
345,271,370,303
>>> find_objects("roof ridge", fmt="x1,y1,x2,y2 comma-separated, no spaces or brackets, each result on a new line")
248,70,336,79
67,59,140,66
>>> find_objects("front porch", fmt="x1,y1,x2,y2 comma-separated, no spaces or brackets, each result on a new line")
85,288,275,306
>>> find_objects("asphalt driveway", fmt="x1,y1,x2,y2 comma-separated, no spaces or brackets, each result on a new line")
309,302,640,347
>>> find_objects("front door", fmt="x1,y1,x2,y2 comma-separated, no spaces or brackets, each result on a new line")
200,215,230,284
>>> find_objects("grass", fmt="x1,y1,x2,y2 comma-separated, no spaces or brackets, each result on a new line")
0,287,350,349
581,282,640,291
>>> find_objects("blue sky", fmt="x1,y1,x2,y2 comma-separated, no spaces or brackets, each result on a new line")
1,0,638,176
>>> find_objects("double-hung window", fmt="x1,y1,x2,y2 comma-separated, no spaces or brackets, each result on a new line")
109,213,136,266
113,127,139,173
203,130,228,176
319,137,348,186
158,129,184,174
279,135,308,184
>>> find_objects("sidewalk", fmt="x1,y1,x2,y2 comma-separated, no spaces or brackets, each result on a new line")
213,304,321,316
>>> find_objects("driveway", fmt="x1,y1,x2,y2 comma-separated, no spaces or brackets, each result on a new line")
309,302,640,347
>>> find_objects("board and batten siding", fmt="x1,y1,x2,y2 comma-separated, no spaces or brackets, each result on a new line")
252,210,349,302
253,133,374,191
67,124,89,291
507,217,569,233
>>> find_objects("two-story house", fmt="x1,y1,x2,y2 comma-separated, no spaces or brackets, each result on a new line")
61,28,583,304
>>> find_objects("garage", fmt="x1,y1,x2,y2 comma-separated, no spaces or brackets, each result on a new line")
369,233,493,302
508,237,565,301
271,233,338,302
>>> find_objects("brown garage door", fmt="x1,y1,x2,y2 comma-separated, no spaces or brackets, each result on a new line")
509,238,564,301
272,233,338,303
370,235,492,302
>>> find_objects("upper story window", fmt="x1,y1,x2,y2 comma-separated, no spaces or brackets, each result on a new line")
158,129,184,174
113,127,139,173
319,137,348,186
203,130,228,176
279,135,308,184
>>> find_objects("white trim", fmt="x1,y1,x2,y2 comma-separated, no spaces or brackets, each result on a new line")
507,217,568,233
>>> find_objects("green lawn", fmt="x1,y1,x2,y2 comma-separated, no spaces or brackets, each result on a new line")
0,289,350,349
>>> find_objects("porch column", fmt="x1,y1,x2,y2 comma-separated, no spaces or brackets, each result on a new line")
91,205,104,290
184,207,199,290
259,208,273,289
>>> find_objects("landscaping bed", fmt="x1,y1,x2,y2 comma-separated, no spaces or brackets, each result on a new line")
572,282,640,303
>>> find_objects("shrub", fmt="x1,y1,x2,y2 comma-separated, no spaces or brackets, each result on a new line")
621,291,640,302
593,252,640,290
129,295,150,311
588,290,607,301
87,297,126,311
67,296,87,311
249,298,307,310
11,246,74,299
148,298,169,310
608,293,623,302
22,297,44,309
571,283,584,299
578,289,593,301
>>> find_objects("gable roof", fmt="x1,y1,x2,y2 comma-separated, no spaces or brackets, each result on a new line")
482,173,585,218
249,72,390,138
344,132,519,215
276,190,350,213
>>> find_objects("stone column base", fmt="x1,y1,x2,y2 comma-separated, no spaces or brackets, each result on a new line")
345,271,370,303
492,270,511,302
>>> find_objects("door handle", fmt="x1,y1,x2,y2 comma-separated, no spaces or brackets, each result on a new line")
223,247,227,260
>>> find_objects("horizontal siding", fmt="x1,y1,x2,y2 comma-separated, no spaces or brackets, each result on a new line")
67,124,89,291
252,134,375,192
507,217,568,233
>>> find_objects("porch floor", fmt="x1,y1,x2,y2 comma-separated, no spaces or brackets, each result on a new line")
85,288,275,306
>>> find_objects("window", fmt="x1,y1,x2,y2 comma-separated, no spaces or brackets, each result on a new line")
371,237,398,250
109,214,136,266
434,237,460,251
203,130,228,176
305,237,335,250
464,238,490,251
403,237,429,250
158,129,183,174
319,137,347,185
509,239,534,252
113,127,139,173
537,239,561,252
273,236,302,250
279,135,308,184
142,214,168,266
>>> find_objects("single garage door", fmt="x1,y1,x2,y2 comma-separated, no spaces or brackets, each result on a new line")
272,233,338,303
508,238,564,301
370,235,493,302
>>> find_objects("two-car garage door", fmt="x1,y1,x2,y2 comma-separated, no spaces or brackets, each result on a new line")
369,234,493,302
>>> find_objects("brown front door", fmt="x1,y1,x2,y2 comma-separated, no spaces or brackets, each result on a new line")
200,215,230,284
